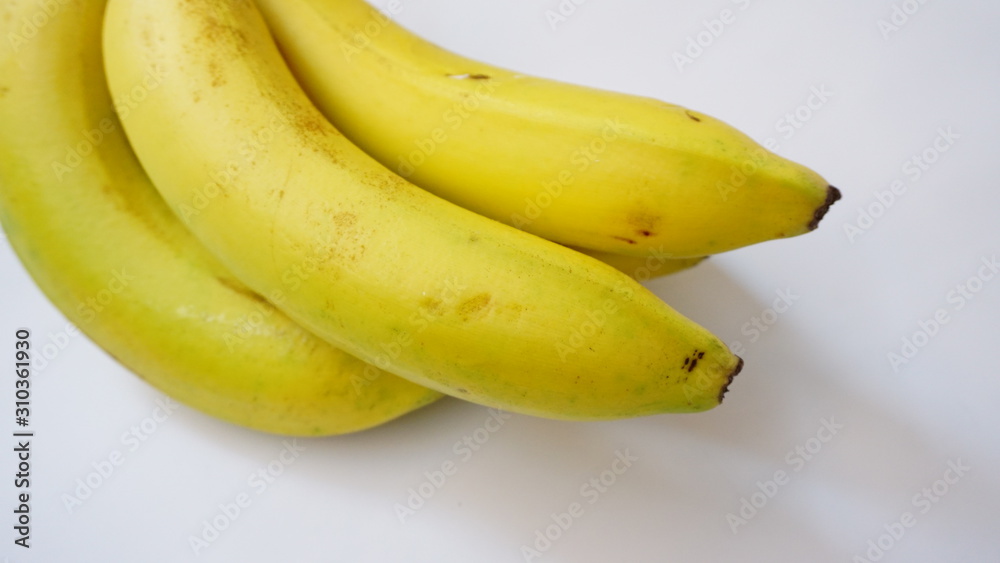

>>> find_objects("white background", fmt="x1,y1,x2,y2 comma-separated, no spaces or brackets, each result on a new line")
3,0,1000,561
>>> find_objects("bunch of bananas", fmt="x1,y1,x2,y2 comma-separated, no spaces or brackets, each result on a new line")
0,0,839,435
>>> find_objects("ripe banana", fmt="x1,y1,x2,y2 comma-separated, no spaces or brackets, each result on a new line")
0,0,441,436
103,0,744,419
575,248,706,281
253,0,840,258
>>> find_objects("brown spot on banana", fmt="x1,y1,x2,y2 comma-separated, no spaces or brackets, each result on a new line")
627,211,660,238
419,296,443,313
456,293,492,318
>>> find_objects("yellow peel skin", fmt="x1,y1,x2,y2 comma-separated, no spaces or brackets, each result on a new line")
253,0,840,258
103,0,744,419
576,249,707,281
0,0,441,436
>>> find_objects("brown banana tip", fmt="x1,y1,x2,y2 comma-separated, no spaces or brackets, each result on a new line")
807,185,842,231
718,356,744,404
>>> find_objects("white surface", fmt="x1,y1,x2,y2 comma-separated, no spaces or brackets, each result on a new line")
2,0,999,561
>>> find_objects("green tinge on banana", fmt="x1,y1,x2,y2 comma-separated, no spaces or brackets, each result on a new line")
255,0,840,259
0,0,441,436
103,0,743,420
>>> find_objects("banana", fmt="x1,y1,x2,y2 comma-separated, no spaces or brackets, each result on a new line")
0,0,441,436
577,249,707,281
102,0,744,419
253,0,840,258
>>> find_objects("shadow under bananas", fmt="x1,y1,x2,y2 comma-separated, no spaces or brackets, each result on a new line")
166,258,994,562
628,259,996,560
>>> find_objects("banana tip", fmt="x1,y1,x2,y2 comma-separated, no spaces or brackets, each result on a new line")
718,356,744,404
808,185,842,231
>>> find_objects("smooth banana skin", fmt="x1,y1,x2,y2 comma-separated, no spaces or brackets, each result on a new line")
253,0,841,258
103,0,744,419
0,0,441,436
575,248,707,281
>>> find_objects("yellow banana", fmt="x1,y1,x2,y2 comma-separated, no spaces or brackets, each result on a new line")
103,0,744,420
578,249,707,281
0,0,441,436
253,0,840,258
